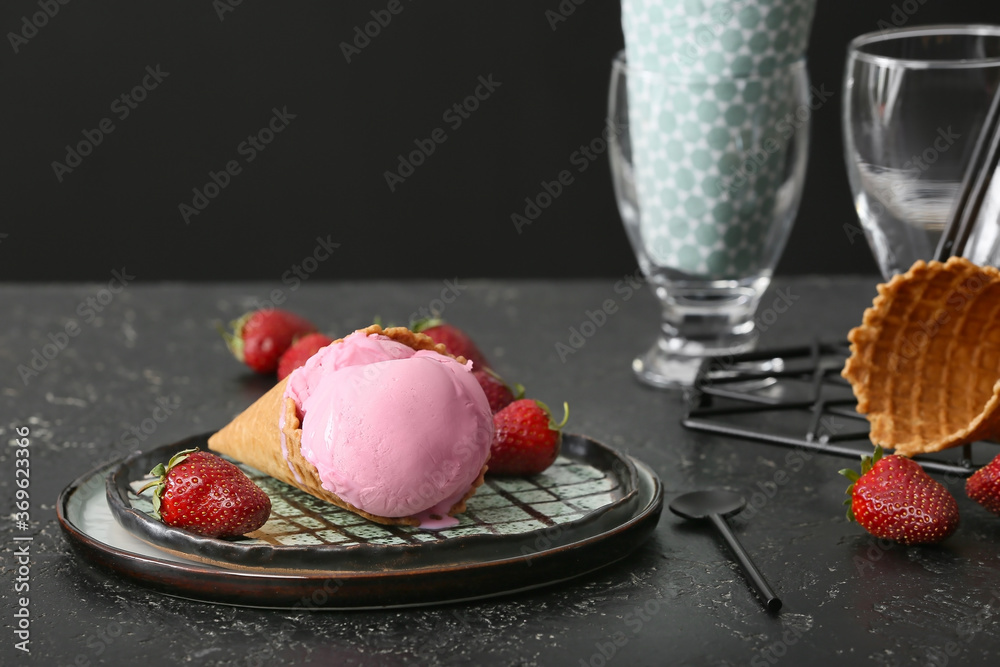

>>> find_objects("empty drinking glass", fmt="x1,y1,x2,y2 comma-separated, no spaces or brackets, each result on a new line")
843,24,1000,278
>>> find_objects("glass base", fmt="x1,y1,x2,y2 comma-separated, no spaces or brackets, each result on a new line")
632,332,759,390
632,279,768,390
632,343,702,389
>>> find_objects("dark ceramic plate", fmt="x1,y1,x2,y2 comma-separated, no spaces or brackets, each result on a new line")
106,433,642,570
58,433,663,608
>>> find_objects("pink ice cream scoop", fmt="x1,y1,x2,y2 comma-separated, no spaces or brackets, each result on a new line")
283,331,493,527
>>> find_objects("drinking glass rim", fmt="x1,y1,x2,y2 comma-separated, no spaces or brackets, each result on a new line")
848,24,1000,70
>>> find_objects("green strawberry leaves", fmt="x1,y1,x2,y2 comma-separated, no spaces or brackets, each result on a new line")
483,366,525,401
534,400,570,432
217,313,253,362
410,317,443,333
137,447,198,521
839,445,884,523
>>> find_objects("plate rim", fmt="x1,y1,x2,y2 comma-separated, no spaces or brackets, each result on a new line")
57,434,663,609
104,432,642,571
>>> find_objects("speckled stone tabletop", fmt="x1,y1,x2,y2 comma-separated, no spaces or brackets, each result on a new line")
4,277,1000,666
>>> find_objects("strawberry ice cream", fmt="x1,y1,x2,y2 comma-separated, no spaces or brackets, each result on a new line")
280,331,493,527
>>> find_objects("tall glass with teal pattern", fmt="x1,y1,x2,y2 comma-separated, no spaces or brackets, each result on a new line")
609,52,810,388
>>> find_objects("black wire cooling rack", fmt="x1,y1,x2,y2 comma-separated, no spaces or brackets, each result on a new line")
682,340,985,477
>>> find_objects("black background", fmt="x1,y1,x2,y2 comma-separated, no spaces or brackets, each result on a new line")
3,1,997,282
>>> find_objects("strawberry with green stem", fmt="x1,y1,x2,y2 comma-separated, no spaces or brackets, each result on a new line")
219,309,317,374
474,367,524,414
839,445,959,545
138,448,271,538
490,399,569,476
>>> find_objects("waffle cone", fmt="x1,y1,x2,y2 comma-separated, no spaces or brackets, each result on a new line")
842,257,1000,457
208,324,488,526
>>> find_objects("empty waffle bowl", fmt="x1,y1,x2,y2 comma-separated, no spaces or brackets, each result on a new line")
842,257,1000,457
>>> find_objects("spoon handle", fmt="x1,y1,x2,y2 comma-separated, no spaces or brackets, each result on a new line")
708,513,782,612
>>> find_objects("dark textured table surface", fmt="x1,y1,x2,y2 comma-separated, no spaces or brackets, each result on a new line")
4,277,1000,666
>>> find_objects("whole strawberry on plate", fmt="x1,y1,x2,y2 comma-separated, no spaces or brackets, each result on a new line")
412,318,490,370
490,399,569,476
967,452,1000,515
138,448,271,538
219,309,317,374
473,368,524,414
277,332,334,380
840,445,959,545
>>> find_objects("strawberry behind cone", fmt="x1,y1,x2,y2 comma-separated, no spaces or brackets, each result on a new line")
219,309,317,374
409,319,569,477
490,400,569,476
412,318,490,370
474,368,525,414
277,332,334,380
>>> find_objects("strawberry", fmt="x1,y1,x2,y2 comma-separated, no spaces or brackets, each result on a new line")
277,332,334,381
489,399,569,476
138,448,271,538
473,368,524,414
966,452,1000,515
412,318,490,370
839,446,959,545
219,309,317,374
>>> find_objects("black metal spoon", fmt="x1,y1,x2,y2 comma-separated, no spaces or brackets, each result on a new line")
669,489,782,612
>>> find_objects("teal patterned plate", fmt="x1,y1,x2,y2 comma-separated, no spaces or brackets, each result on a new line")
105,433,653,572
